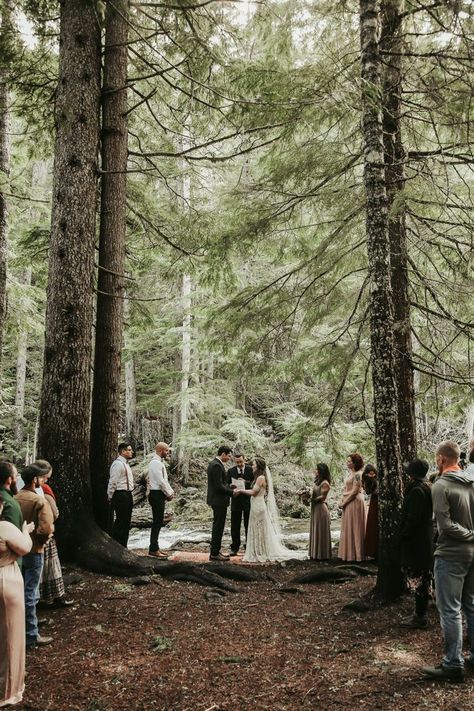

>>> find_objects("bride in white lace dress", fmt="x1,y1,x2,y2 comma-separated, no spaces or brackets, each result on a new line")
234,457,305,563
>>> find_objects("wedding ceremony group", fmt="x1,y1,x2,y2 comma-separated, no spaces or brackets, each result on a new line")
108,436,474,688
2,439,474,708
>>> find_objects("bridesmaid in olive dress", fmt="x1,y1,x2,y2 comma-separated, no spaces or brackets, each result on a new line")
309,463,332,560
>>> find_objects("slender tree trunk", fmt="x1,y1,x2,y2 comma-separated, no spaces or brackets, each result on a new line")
15,161,49,449
381,0,416,468
90,0,129,530
0,0,14,369
171,342,181,468
123,292,137,447
177,130,192,482
37,0,102,552
180,272,192,483
13,267,32,448
359,0,404,601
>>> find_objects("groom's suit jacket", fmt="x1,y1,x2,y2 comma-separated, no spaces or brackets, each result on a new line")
227,464,253,512
206,457,233,508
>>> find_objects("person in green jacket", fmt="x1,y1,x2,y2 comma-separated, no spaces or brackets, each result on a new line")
0,461,23,530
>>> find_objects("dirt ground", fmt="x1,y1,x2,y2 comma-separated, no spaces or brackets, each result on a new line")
19,557,474,711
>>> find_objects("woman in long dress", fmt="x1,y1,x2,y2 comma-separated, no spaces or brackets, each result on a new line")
236,457,304,563
309,463,332,560
338,452,366,562
34,460,72,608
0,499,33,708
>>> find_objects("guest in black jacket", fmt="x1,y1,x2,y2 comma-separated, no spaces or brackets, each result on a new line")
207,446,233,561
399,458,433,629
226,453,253,556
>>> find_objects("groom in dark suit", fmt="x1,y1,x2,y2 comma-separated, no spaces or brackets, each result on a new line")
207,445,233,561
227,453,253,555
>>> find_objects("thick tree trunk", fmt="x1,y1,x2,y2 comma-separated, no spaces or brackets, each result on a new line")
37,0,102,555
381,0,416,468
359,0,404,601
0,0,14,369
90,0,129,530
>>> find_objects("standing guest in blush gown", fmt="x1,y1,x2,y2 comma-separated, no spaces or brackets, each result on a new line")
338,452,366,562
362,463,379,560
309,463,332,560
0,498,33,708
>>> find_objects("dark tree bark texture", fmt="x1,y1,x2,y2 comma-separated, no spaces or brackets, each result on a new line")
359,0,404,601
90,0,129,530
38,0,102,553
381,0,417,468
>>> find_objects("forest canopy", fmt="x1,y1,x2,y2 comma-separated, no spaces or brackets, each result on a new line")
0,0,472,478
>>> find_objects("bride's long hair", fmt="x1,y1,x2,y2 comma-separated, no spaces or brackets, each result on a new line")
253,456,267,484
252,457,282,538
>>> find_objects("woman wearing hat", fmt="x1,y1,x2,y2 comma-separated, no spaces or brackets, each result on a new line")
398,458,434,629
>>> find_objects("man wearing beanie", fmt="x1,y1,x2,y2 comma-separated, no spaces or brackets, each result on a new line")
398,458,433,631
423,440,474,682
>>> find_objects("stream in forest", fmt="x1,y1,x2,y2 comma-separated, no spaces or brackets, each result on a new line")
128,518,341,552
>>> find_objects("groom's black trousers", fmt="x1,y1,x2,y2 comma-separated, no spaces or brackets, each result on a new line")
210,505,227,556
230,507,250,552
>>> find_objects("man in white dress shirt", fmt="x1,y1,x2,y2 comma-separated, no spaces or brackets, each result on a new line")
107,442,134,547
148,442,174,558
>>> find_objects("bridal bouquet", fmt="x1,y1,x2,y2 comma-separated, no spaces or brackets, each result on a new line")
297,486,312,506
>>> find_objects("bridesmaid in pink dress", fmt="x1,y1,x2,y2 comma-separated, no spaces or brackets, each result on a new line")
338,452,366,561
0,499,33,708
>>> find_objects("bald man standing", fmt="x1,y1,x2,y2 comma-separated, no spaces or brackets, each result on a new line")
148,442,174,558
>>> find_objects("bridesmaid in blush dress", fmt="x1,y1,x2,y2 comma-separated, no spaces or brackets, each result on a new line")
309,463,332,560
0,499,33,708
338,452,366,562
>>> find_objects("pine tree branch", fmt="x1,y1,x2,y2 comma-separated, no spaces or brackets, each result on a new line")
128,122,286,158
128,203,203,256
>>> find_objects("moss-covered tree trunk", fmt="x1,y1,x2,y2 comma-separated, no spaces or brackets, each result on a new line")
90,0,129,531
359,0,404,601
381,0,417,468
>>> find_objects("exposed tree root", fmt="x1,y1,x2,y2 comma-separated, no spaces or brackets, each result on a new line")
288,567,359,585
338,564,377,577
69,514,238,590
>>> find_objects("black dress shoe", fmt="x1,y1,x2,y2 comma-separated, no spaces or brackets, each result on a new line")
209,553,229,561
229,550,239,557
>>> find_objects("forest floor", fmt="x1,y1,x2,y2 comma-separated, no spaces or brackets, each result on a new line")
19,556,474,711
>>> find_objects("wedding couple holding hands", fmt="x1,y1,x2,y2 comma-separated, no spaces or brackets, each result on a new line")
207,446,303,563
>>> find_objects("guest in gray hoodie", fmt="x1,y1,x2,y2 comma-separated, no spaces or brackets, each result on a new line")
423,440,474,682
